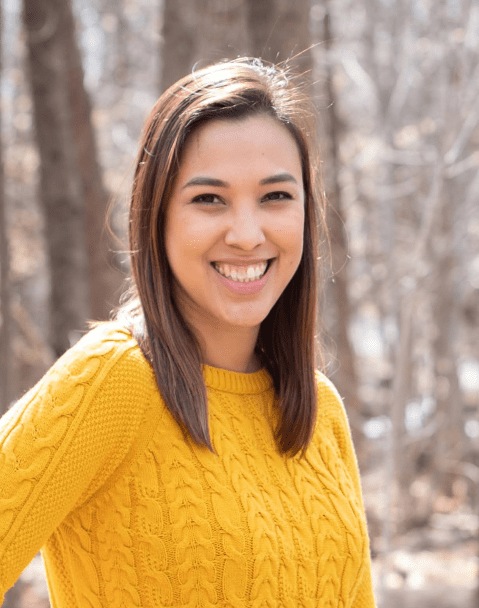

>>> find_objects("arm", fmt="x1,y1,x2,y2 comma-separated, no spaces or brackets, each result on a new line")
0,325,155,602
316,372,377,608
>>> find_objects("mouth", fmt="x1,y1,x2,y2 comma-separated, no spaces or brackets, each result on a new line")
211,259,273,283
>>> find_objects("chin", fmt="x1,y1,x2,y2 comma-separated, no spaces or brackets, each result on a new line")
221,311,269,329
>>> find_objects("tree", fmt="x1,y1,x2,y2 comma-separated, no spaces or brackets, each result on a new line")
160,0,314,93
63,0,123,320
160,0,250,92
23,0,89,357
0,0,13,418
1,11,21,608
316,3,363,452
247,0,313,77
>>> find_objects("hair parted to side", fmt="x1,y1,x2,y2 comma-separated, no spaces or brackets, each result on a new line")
116,57,329,456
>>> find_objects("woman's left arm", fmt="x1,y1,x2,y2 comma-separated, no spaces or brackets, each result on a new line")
316,372,377,608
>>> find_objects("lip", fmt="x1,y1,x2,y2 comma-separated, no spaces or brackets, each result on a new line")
211,258,272,266
211,259,274,295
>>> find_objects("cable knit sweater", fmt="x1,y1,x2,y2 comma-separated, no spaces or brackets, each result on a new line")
0,323,376,608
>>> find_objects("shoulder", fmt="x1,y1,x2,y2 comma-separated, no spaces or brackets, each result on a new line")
0,322,158,499
41,321,155,395
314,369,346,419
313,370,356,462
54,321,148,374
2,322,156,443
48,322,157,431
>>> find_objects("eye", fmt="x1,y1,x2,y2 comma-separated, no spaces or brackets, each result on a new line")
262,191,293,202
191,193,223,205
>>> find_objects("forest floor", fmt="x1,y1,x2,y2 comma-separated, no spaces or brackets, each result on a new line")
365,465,479,608
371,542,477,607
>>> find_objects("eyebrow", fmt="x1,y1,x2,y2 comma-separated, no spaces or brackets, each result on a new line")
259,173,298,186
182,172,299,189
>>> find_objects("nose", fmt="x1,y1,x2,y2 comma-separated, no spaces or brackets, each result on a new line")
224,207,266,250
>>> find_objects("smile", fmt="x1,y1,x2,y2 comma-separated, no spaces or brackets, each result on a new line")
212,260,271,283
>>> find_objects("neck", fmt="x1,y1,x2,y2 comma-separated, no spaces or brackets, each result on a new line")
194,324,261,373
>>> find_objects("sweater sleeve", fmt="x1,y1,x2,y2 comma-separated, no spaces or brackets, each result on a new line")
316,372,377,608
0,325,155,602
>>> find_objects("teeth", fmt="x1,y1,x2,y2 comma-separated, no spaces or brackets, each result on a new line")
213,261,269,282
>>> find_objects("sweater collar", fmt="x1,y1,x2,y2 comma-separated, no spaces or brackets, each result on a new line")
201,365,273,394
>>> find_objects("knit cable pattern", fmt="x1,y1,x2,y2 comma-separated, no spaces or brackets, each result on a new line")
0,324,376,607
0,325,153,604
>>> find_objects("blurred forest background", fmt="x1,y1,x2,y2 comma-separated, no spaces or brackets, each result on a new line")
1,0,479,606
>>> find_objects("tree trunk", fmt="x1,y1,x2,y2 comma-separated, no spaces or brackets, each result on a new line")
196,0,250,66
432,179,462,471
0,0,13,416
62,0,123,320
160,0,197,92
23,0,89,357
160,0,250,93
0,143,13,419
2,580,25,608
247,0,312,78
318,4,363,452
114,0,129,88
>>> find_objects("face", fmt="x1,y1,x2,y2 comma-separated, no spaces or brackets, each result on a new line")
165,114,305,338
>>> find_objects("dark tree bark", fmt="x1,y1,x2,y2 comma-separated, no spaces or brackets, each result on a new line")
160,0,197,91
2,581,25,608
0,0,13,417
23,0,89,357
246,0,313,78
160,0,312,97
160,0,250,92
196,0,250,66
63,0,123,320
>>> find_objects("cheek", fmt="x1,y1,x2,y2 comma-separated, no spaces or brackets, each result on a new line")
288,215,305,272
166,213,200,260
184,235,205,253
291,236,305,272
166,213,219,270
275,210,305,263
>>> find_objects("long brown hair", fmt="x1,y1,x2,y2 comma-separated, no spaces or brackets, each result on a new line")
116,58,328,456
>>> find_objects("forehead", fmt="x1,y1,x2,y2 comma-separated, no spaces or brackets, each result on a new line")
178,114,303,177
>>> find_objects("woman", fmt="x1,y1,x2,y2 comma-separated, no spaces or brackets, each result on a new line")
0,59,376,607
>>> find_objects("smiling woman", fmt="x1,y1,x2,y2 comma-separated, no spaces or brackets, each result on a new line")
123,60,322,455
0,59,376,607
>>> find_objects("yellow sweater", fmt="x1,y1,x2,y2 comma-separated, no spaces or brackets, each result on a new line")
0,323,376,607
